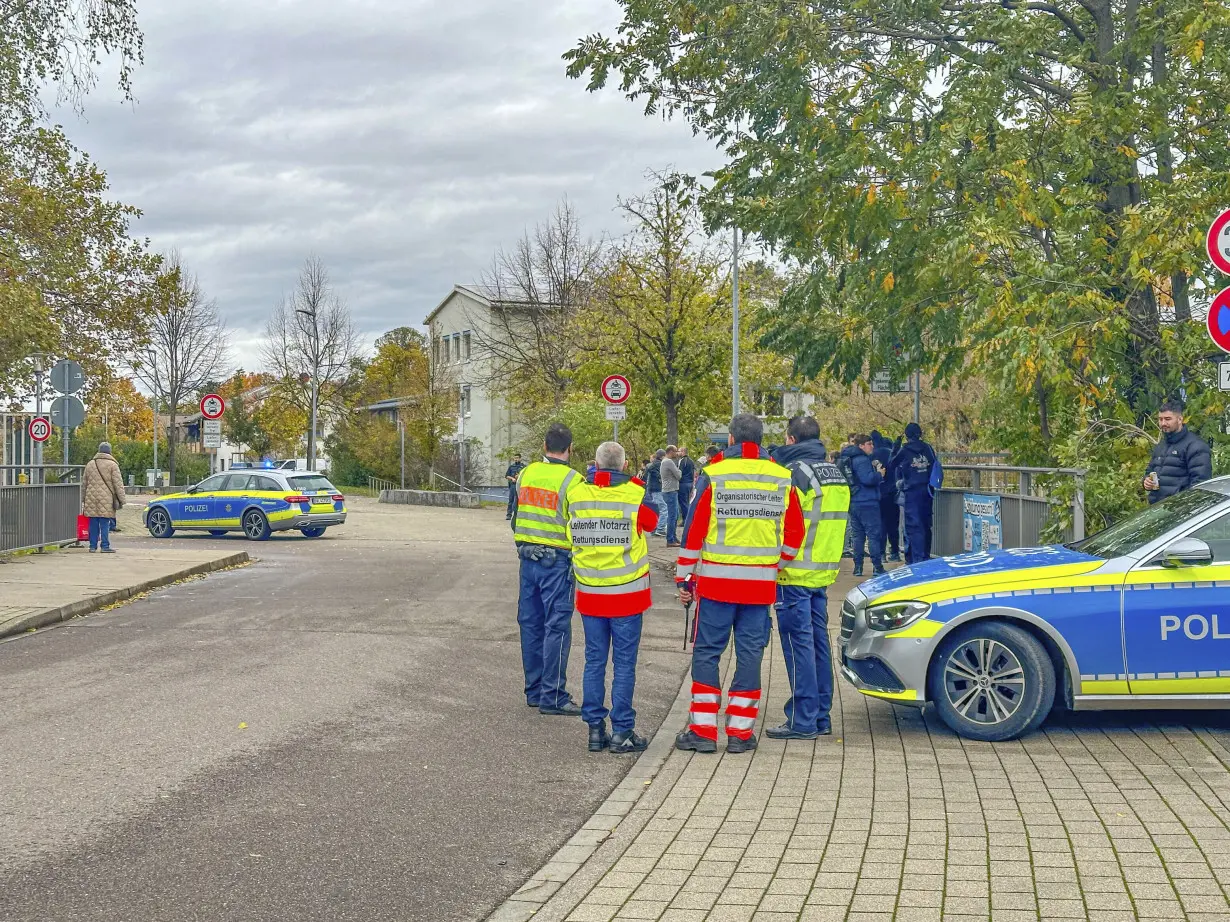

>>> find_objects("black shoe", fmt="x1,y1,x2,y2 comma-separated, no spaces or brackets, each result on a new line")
852,568,863,577
873,567,887,576
888,553,901,562
588,722,610,752
727,733,758,754
539,700,582,717
765,723,819,740
610,730,648,753
674,729,717,753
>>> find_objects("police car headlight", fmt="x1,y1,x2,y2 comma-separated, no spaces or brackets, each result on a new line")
864,601,931,633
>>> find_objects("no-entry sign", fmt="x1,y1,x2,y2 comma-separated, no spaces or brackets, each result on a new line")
1207,286,1230,354
28,416,51,442
200,393,226,420
601,375,631,404
1208,209,1230,275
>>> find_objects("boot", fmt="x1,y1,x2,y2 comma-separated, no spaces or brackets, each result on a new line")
674,728,717,753
726,733,758,754
609,729,648,753
588,721,610,752
765,723,819,741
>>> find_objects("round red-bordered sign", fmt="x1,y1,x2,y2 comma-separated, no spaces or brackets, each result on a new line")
601,374,631,404
1208,286,1230,353
200,393,226,420
1207,209,1230,275
28,416,51,443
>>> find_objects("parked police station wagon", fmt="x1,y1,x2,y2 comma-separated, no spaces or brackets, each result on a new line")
841,476,1230,741
143,470,347,541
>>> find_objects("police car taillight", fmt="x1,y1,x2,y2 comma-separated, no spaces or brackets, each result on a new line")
285,495,311,503
331,494,344,501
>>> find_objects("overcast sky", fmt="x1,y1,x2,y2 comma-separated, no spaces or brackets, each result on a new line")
58,0,719,370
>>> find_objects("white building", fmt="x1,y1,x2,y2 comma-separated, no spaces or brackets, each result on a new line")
425,285,530,481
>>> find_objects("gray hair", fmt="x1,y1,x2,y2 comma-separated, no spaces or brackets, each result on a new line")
98,441,113,455
595,441,625,471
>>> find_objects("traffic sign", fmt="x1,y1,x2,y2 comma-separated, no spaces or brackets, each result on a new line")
1207,286,1230,353
28,417,51,442
203,431,221,449
870,370,911,393
601,374,631,404
605,404,627,421
203,419,221,435
49,395,85,429
1208,209,1230,275
1219,363,1230,392
50,359,85,395
200,393,226,419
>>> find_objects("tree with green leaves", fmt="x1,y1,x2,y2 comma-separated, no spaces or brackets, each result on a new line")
566,0,1230,499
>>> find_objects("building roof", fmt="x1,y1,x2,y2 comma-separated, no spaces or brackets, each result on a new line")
424,283,555,326
357,396,421,413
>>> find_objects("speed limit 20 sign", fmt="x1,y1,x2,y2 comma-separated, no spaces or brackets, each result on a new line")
601,375,631,404
28,417,51,443
200,393,226,420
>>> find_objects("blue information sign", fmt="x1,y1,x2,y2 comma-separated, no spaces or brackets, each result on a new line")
963,493,1002,552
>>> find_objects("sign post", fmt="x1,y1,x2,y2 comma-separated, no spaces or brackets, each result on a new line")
200,394,225,474
601,375,631,441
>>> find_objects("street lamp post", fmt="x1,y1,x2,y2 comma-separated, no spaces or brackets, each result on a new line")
731,228,741,416
296,306,321,471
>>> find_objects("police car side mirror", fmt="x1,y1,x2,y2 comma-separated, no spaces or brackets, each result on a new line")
1158,537,1213,568
186,485,199,495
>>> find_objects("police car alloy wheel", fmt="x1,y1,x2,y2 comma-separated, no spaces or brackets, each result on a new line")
928,621,1055,742
147,507,174,539
243,509,271,541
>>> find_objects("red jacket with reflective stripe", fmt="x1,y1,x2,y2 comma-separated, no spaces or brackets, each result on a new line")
675,443,804,604
575,472,660,617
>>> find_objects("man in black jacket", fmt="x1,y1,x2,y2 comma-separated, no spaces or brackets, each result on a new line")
1143,400,1212,504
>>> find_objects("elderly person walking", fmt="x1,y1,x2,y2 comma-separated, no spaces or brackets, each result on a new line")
82,442,126,553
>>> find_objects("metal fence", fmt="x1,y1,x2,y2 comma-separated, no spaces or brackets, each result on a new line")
0,465,83,553
931,464,1086,557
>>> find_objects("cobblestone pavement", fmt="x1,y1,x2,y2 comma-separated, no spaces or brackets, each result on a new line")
496,570,1230,922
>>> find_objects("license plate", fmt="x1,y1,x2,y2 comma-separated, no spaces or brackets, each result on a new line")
312,497,332,505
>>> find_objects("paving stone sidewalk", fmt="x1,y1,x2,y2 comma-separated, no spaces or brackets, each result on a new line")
493,566,1230,922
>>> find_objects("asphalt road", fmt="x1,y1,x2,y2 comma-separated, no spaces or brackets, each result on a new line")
0,498,691,922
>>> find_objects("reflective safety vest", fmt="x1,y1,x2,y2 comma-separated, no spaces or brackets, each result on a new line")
777,460,850,588
514,461,579,549
566,477,651,616
697,454,794,584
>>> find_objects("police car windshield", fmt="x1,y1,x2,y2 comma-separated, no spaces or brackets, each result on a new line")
1070,488,1226,559
287,475,334,492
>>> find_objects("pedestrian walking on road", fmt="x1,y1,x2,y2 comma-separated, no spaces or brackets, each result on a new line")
770,416,849,740
82,442,125,554
872,430,900,562
842,435,886,577
677,446,696,519
660,445,683,546
1143,400,1211,504
674,414,805,755
566,441,660,754
510,423,582,716
890,422,939,564
504,453,525,520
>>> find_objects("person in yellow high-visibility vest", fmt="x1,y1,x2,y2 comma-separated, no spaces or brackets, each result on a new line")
566,441,661,754
769,415,850,739
511,423,582,715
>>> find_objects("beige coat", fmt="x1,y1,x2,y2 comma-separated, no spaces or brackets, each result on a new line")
82,452,126,519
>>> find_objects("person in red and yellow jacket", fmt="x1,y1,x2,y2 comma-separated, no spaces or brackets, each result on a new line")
674,414,805,754
566,441,660,754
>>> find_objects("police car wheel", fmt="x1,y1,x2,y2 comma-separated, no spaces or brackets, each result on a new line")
300,527,326,538
242,510,271,541
208,530,227,536
147,508,174,539
929,621,1055,743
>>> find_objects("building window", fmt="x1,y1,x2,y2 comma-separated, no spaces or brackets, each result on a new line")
461,385,472,416
462,330,471,361
452,334,461,362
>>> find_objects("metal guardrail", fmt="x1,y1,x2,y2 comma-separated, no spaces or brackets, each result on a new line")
930,464,1086,557
0,465,83,553
367,475,397,495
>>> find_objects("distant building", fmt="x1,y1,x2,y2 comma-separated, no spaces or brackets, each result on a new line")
425,285,531,480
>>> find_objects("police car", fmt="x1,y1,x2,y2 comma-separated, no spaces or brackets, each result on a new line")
841,477,1230,741
143,470,347,541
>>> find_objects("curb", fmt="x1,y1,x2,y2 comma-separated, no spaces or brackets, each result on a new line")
485,666,694,922
0,552,251,640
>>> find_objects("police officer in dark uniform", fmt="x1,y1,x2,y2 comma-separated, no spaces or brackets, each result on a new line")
505,453,526,520
889,423,939,564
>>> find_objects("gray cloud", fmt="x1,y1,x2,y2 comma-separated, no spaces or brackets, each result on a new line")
59,0,719,369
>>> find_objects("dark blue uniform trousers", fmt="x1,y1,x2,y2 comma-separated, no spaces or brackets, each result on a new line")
774,584,835,732
879,494,900,557
849,503,884,572
903,486,933,564
517,551,575,708
582,613,643,733
691,598,769,695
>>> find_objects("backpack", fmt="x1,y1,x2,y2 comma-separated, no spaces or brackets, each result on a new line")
928,450,944,492
836,452,857,488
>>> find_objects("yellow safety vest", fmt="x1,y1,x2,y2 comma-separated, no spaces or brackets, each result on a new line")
778,460,850,588
565,478,650,592
697,453,793,579
514,461,579,549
